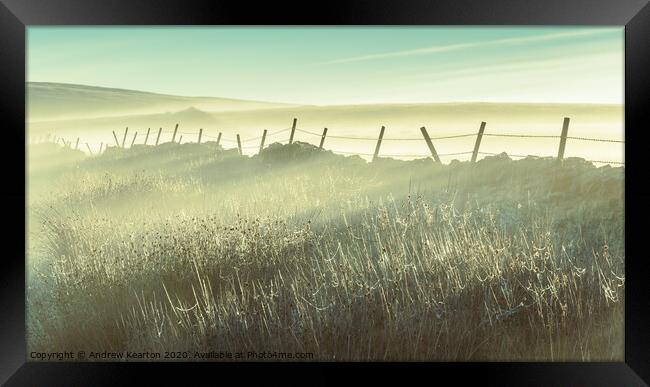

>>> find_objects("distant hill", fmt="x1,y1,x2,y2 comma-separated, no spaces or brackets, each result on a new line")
27,82,299,121
27,82,623,165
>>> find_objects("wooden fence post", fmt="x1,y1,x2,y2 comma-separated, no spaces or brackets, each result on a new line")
236,134,242,155
85,143,93,155
122,127,129,148
99,142,104,154
74,137,79,150
178,135,183,144
289,118,297,144
557,117,570,161
372,126,386,162
216,132,222,147
259,129,267,153
198,128,203,144
171,123,179,143
471,121,486,163
144,128,151,145
319,127,328,149
113,131,120,147
420,127,441,163
155,128,162,146
130,132,138,147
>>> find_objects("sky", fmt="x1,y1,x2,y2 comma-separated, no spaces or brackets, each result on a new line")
27,27,624,105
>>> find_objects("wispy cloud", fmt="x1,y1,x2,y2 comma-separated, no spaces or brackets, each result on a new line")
321,29,618,65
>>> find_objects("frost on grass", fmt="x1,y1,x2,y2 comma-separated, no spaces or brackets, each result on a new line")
27,142,624,361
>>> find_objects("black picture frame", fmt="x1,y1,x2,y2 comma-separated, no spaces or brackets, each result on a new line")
1,0,649,385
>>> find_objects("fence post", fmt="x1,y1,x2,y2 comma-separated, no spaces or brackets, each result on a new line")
372,126,386,162
557,117,570,161
471,121,487,163
198,128,203,144
99,142,104,154
155,128,162,146
74,137,79,150
178,135,183,144
289,118,297,144
237,134,242,155
216,132,222,147
85,143,93,155
121,127,129,148
319,127,328,149
259,129,267,154
420,127,441,163
113,131,120,147
171,123,179,143
130,131,138,147
144,128,151,145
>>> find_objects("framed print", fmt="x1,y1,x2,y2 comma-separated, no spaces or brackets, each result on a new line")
1,0,649,385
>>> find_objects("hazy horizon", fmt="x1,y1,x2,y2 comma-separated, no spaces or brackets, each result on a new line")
26,81,625,107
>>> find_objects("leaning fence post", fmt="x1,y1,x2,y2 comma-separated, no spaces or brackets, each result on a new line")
74,137,79,150
372,126,386,162
144,128,151,145
130,131,138,147
155,128,162,146
178,135,183,144
319,127,328,149
113,131,120,147
99,142,104,154
171,123,179,143
216,132,222,147
259,129,267,153
420,127,441,163
85,143,93,155
121,127,129,148
557,117,570,161
289,118,297,144
236,134,243,155
471,121,487,163
198,128,203,144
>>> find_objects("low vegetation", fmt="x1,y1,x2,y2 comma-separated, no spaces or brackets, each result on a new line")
27,141,624,361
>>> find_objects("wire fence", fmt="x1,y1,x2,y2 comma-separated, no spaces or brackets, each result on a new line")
30,118,625,166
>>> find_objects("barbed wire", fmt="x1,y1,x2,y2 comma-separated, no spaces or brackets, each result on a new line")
478,151,540,158
37,124,626,166
295,128,476,141
483,133,560,139
328,150,474,158
583,159,625,165
483,133,624,143
241,128,291,143
438,151,474,156
566,136,624,144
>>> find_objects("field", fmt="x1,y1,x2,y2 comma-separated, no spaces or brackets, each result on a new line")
25,139,624,361
27,83,624,164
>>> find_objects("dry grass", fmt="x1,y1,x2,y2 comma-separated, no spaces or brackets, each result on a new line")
26,143,624,361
